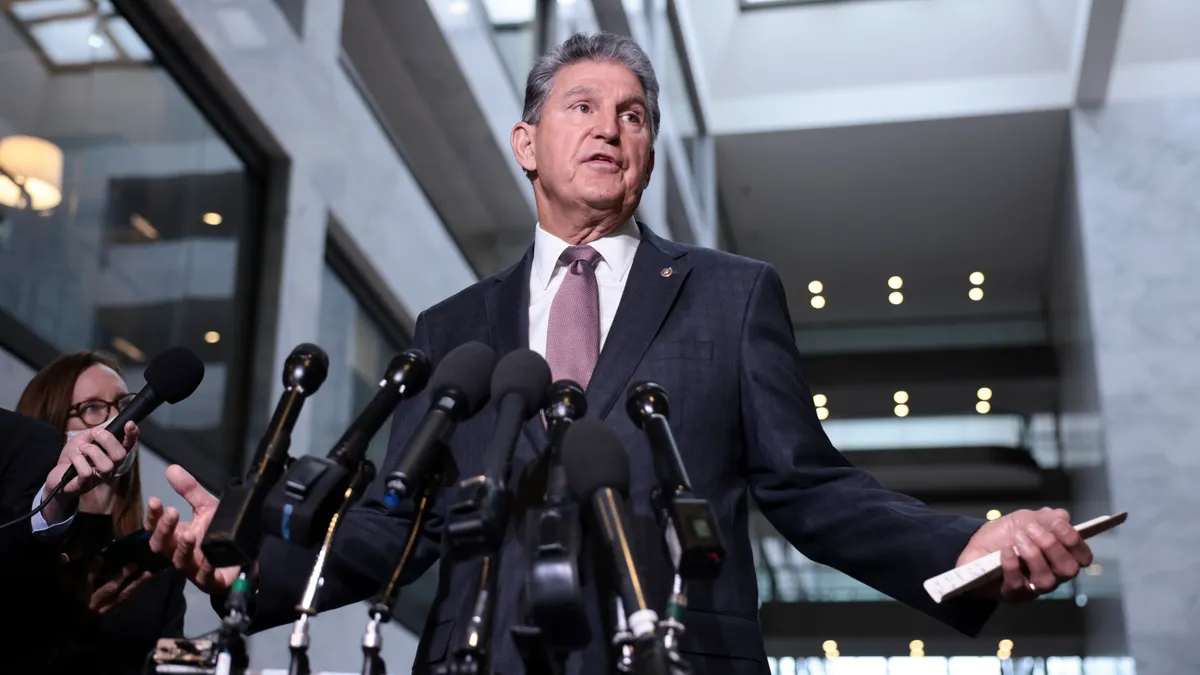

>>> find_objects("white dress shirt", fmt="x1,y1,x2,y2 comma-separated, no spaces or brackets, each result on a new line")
529,220,641,359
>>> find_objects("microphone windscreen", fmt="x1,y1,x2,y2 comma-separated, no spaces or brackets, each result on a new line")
144,347,205,404
430,342,497,415
491,349,552,418
287,343,330,393
562,418,630,498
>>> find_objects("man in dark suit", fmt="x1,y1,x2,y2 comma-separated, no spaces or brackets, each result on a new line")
148,32,1093,674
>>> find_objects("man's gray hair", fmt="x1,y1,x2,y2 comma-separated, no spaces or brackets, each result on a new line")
522,32,661,143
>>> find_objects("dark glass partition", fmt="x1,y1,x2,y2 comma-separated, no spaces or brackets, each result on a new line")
0,0,264,486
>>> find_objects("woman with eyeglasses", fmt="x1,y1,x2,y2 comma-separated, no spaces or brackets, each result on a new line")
14,350,186,674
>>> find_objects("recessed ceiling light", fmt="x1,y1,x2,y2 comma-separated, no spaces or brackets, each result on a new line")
816,406,829,421
822,640,838,652
986,509,1002,521
970,271,985,285
888,276,903,290
909,640,924,651
977,387,992,401
893,391,909,404
204,330,221,344
810,295,826,309
894,404,909,418
813,394,827,407
999,640,1014,651
976,400,991,414
808,280,823,294
129,212,159,240
968,287,984,301
203,212,223,226
888,291,904,305
111,336,146,363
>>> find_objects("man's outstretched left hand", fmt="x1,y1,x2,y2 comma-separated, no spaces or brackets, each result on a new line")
958,507,1093,602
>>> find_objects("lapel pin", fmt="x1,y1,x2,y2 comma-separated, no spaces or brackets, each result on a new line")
660,267,673,278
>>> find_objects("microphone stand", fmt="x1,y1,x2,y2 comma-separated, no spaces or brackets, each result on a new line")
360,471,442,675
212,568,253,675
288,459,377,675
436,554,498,675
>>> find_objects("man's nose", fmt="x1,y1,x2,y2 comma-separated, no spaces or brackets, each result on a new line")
593,111,619,142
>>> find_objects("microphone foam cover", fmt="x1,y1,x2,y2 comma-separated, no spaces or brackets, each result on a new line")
562,418,630,498
144,346,205,404
430,342,498,415
287,343,330,393
491,349,552,419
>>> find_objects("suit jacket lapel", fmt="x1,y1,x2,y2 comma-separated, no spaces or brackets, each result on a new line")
587,224,691,422
484,246,549,453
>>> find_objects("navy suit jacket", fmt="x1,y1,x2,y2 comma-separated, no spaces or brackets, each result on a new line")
251,225,995,674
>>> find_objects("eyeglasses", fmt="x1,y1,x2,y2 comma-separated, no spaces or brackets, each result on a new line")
68,393,137,428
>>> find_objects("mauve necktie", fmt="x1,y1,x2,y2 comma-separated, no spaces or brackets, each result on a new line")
546,244,604,390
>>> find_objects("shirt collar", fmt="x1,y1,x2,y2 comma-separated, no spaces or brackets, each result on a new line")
531,219,641,290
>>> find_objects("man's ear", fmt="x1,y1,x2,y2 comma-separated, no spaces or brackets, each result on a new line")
511,122,537,174
643,148,655,189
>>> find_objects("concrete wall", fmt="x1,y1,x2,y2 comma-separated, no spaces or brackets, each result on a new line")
1070,95,1200,675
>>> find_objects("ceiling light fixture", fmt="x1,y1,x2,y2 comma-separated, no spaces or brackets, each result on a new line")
986,509,1002,521
808,280,823,294
888,276,903,290
894,404,909,418
888,291,904,305
810,295,826,309
969,287,984,301
998,640,1013,651
970,271,985,285
111,336,146,363
893,391,909,404
909,640,925,658
129,213,159,240
816,407,829,421
204,331,221,344
976,400,991,414
813,394,827,407
202,212,223,226
977,387,992,401
821,640,838,652
0,135,64,211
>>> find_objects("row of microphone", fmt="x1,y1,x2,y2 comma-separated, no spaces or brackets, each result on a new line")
175,339,727,675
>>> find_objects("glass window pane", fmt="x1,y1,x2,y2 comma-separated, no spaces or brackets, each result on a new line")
106,16,153,62
0,2,261,485
312,264,403,467
482,0,536,25
30,17,118,65
10,0,91,22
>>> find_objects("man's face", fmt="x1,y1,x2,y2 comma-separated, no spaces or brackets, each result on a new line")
515,60,654,216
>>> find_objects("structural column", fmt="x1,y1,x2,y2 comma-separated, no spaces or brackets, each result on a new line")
1071,96,1200,675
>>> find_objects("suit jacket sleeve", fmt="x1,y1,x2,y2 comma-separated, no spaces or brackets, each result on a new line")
739,264,996,635
248,311,446,632
0,409,63,571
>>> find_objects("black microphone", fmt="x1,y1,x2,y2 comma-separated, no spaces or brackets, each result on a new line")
202,344,329,567
521,379,591,652
58,346,205,489
626,383,725,580
561,418,660,641
262,350,431,548
445,349,551,561
383,342,497,507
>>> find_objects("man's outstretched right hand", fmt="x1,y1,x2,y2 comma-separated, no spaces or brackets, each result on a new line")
145,464,238,595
